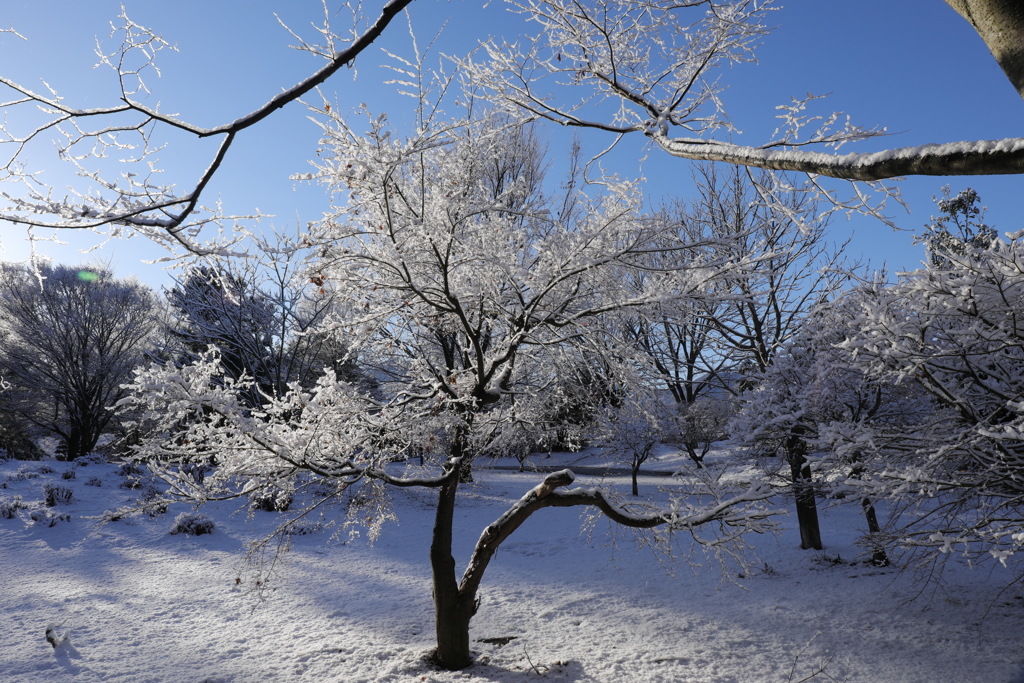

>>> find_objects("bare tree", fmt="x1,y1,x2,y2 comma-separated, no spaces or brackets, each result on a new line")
621,220,731,466
0,263,156,459
675,164,849,549
689,165,849,375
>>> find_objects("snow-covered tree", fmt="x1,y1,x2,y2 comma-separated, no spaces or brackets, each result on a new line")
119,112,777,670
619,197,731,468
163,267,279,408
620,164,844,465
732,296,929,558
0,263,156,459
920,187,998,269
837,218,1024,576
306,110,728,480
596,397,665,497
161,258,360,409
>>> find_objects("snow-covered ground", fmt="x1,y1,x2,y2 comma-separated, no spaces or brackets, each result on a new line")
2,447,1023,683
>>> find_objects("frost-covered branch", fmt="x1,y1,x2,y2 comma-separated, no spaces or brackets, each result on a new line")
467,0,1024,219
0,0,415,250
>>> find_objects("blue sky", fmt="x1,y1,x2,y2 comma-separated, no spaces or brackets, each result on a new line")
0,0,1021,289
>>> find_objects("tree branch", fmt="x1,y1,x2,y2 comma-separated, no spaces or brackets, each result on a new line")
945,0,1024,101
0,0,417,237
458,467,773,600
650,132,1024,180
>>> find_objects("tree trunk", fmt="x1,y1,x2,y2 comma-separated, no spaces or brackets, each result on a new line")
429,463,476,670
63,427,88,461
631,464,640,497
431,469,580,670
791,460,822,550
946,0,1024,100
861,498,889,566
455,412,476,483
683,442,705,468
457,457,474,483
785,431,822,550
426,466,752,670
431,427,479,670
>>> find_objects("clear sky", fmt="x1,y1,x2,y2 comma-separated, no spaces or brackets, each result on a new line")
0,0,1021,290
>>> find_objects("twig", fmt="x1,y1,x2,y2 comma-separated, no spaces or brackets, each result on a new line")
524,645,547,675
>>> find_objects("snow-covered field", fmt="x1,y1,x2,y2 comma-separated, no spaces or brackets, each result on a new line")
2,448,1023,683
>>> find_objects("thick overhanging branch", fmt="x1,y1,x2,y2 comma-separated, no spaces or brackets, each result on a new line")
650,133,1024,180
459,469,577,599
945,0,1024,101
457,468,773,600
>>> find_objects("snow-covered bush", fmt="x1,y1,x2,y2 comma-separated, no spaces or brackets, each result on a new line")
140,492,168,517
84,476,103,487
286,520,321,536
170,511,215,536
30,508,70,526
0,496,24,518
249,488,293,512
7,466,40,482
116,462,143,477
61,469,76,480
37,464,55,475
43,483,73,506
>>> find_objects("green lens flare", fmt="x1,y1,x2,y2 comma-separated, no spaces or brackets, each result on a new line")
77,270,99,282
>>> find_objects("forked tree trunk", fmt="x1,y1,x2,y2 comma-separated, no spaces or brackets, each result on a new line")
431,432,476,670
431,469,580,669
427,465,748,670
683,441,705,468
430,467,475,669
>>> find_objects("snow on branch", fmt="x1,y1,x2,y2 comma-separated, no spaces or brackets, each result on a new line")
651,133,1024,180
467,0,1024,217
